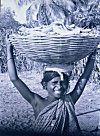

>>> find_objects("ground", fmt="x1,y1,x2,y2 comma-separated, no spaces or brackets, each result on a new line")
0,70,100,136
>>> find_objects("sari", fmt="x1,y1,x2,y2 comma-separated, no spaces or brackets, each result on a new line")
33,94,82,136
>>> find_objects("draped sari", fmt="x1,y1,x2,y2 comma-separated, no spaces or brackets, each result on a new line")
33,94,82,136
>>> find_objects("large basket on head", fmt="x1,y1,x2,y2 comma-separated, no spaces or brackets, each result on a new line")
9,32,100,64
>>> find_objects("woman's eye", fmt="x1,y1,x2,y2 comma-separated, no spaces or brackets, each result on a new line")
52,81,58,84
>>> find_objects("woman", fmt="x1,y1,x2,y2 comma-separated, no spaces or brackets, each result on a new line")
6,35,97,136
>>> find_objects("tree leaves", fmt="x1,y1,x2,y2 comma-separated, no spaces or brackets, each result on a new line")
0,7,20,30
17,0,33,7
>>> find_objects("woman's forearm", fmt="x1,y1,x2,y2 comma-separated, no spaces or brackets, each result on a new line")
71,50,96,104
7,43,18,81
83,50,96,79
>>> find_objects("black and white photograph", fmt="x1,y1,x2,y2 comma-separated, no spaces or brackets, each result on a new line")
0,0,100,136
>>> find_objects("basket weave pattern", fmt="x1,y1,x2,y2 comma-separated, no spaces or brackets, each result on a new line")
9,34,100,64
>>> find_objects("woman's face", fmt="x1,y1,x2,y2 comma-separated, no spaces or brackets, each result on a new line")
46,76,68,99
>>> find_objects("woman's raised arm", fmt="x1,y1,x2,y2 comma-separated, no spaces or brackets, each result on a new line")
6,35,35,105
70,49,97,104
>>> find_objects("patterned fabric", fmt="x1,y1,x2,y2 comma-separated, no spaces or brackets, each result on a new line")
33,94,82,136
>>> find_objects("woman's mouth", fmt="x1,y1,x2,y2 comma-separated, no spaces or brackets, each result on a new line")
54,90,63,97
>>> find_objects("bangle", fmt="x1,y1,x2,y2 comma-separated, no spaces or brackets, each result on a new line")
7,58,13,61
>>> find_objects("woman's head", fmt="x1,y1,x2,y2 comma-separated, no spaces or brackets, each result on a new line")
41,71,69,99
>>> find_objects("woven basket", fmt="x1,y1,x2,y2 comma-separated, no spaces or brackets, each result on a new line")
9,33,100,64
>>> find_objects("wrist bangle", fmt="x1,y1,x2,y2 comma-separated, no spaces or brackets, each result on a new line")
7,58,13,61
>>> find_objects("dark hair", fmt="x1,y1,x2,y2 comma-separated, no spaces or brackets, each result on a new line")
62,72,69,83
41,71,60,89
61,73,69,90
41,71,69,89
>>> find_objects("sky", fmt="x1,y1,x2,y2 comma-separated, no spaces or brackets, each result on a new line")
1,0,32,23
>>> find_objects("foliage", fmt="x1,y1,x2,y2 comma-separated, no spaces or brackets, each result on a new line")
0,2,100,83
17,0,33,7
0,7,34,73
71,50,100,84
73,0,100,28
0,7,20,30
15,0,100,29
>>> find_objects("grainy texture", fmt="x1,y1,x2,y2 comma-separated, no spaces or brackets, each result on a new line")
0,70,100,135
9,30,100,64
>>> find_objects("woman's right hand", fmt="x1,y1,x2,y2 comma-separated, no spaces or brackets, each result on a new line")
6,34,14,52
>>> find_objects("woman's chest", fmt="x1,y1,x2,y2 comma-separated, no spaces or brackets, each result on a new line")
32,99,51,118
